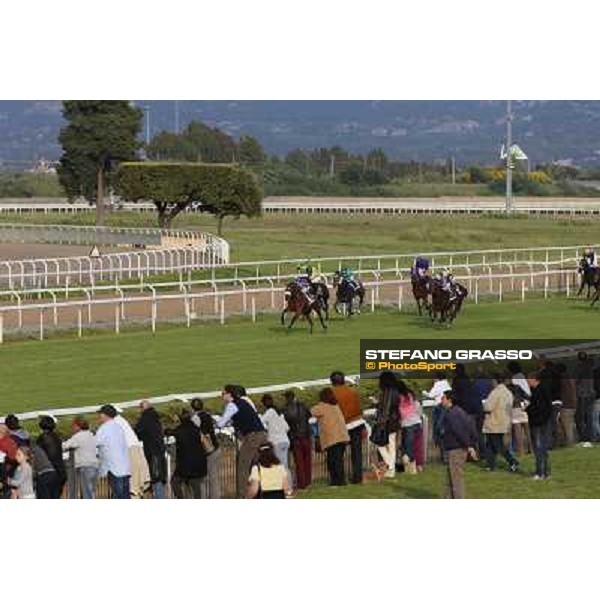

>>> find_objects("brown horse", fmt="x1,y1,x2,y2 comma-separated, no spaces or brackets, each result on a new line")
281,282,327,333
411,275,431,316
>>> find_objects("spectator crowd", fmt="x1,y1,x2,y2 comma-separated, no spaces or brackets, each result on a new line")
1,351,599,500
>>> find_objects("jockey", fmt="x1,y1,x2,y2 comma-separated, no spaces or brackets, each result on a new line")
412,256,430,282
583,246,597,269
339,266,359,292
293,264,314,299
439,269,459,300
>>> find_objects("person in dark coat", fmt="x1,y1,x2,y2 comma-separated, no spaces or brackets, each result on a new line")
440,389,478,499
452,364,484,453
36,415,66,498
281,390,313,490
134,401,167,499
526,371,554,480
165,408,207,499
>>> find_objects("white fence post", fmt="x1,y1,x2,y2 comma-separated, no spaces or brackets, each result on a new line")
370,288,375,312
220,297,225,324
398,285,403,311
0,314,3,344
78,308,82,338
251,296,257,323
521,280,525,302
39,309,44,341
474,280,479,304
498,280,503,303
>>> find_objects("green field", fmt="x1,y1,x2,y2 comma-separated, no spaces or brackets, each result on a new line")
0,296,597,415
1,211,600,262
300,447,600,499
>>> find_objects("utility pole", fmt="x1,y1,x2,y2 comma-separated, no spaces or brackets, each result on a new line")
174,100,180,134
505,100,513,215
451,155,456,185
329,154,335,178
144,105,151,146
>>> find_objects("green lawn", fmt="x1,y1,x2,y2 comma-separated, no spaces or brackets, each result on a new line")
299,447,600,499
0,296,597,415
1,212,599,262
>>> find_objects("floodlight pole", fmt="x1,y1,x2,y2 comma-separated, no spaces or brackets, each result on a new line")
144,105,151,146
505,100,513,215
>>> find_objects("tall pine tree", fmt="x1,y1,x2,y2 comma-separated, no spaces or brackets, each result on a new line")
58,101,142,224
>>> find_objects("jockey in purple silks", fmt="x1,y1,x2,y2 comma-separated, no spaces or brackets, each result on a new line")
412,256,430,282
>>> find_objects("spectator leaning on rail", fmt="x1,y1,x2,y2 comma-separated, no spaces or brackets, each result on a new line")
37,415,67,499
281,390,313,490
373,371,401,479
217,384,268,498
526,371,554,480
134,401,167,499
4,415,30,448
440,389,478,499
311,387,350,487
115,409,150,498
165,408,207,499
482,373,519,473
330,371,366,484
63,417,99,499
260,394,292,491
191,398,222,499
95,405,131,499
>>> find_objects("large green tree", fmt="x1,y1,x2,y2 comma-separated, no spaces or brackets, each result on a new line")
115,162,262,233
57,101,142,224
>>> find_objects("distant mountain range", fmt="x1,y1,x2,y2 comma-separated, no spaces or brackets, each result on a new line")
2,100,600,167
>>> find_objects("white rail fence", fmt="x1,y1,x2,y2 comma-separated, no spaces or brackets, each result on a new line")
0,268,582,342
0,243,584,291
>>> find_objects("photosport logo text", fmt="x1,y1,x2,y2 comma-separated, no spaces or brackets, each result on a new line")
359,339,599,379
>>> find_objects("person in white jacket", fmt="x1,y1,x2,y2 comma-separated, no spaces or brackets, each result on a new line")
260,394,291,485
115,410,150,498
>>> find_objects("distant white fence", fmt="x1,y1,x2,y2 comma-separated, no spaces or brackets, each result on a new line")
0,225,230,288
263,196,600,216
0,242,583,291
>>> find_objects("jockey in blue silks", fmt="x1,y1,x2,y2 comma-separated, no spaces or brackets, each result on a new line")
412,256,430,282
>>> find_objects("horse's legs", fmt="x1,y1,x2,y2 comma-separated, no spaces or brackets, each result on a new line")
591,290,600,307
306,312,314,334
288,312,299,329
280,308,287,326
316,308,327,330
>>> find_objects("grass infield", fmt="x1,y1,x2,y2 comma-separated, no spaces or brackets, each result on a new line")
0,296,597,415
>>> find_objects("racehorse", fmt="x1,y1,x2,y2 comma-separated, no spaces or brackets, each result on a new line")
281,282,327,333
429,280,467,324
577,258,600,299
311,278,330,321
411,274,431,316
332,271,365,316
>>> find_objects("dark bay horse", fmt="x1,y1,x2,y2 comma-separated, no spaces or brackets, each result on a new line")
332,272,365,316
411,274,431,316
578,258,600,299
281,282,327,333
430,281,467,324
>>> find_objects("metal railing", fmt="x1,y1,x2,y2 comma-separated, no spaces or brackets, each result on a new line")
0,242,582,291
0,268,581,342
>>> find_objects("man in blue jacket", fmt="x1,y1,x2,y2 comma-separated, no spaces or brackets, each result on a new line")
440,389,478,499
